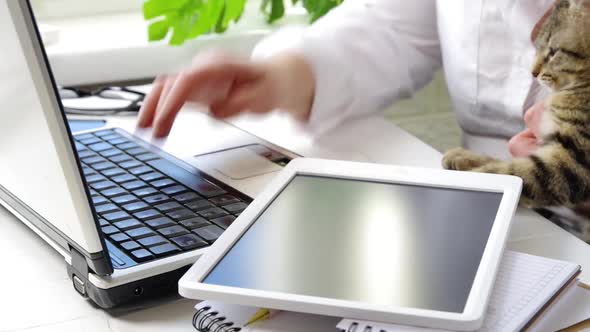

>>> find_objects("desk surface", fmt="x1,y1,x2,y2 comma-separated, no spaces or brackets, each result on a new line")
2,110,590,332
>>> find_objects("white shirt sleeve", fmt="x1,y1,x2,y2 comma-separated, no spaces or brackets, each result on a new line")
253,0,442,134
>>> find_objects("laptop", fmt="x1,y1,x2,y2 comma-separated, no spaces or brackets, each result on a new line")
0,0,298,308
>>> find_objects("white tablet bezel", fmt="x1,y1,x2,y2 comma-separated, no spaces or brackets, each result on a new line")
179,158,522,331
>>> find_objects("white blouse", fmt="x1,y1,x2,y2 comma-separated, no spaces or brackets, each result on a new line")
254,0,556,159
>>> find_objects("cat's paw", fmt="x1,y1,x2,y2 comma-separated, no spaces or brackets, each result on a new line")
442,148,492,171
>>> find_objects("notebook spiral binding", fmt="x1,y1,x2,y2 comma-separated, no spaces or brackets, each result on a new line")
342,322,379,332
192,306,243,332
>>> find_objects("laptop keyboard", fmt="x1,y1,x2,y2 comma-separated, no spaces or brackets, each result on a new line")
73,129,251,266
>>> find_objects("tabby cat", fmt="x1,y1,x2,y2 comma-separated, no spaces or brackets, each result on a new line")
442,0,590,209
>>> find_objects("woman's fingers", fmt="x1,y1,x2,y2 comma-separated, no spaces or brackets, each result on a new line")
152,72,197,138
210,82,269,118
137,77,165,128
136,54,274,137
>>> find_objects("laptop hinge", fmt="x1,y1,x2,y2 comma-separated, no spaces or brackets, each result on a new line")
69,247,89,297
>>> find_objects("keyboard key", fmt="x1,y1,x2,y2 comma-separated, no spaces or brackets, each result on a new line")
133,187,158,197
99,149,123,158
129,166,152,175
91,195,108,205
193,181,226,198
155,201,183,212
85,174,106,183
101,133,121,141
117,142,140,150
198,207,228,220
223,202,248,214
89,189,98,196
82,156,106,164
74,142,85,151
107,137,127,145
211,215,236,229
121,180,148,190
148,159,227,198
193,225,224,242
149,243,181,257
92,161,117,171
109,154,132,163
161,185,187,196
82,167,95,176
136,153,159,162
94,130,114,137
75,133,95,141
98,218,109,227
158,225,189,238
151,178,175,188
167,208,197,221
101,225,118,235
171,234,208,250
130,249,154,262
112,218,142,231
101,168,125,177
122,201,149,212
143,194,170,204
111,194,138,205
79,137,101,145
77,150,96,159
102,211,131,222
126,227,156,239
145,217,175,229
138,235,167,247
127,147,149,156
120,241,141,251
90,180,116,191
209,195,241,206
184,200,214,211
101,187,127,198
173,192,201,203
88,142,112,152
94,203,119,214
120,160,142,169
139,172,164,182
110,232,131,243
111,173,136,183
179,217,210,230
134,209,162,220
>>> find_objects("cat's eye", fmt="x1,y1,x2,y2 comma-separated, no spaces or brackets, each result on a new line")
548,47,557,57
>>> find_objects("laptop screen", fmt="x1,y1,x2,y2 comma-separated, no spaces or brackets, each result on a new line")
0,1,104,255
203,175,503,313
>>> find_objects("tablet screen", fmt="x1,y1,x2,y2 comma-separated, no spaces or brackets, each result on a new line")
203,175,503,313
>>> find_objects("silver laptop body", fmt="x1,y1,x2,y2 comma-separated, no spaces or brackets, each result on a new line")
0,0,298,308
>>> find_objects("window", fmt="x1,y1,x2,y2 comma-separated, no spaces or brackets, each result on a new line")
31,0,143,20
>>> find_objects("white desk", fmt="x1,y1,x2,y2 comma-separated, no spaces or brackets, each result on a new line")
1,110,590,332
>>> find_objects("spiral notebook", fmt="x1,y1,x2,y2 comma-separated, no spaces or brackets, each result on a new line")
190,251,580,332
192,301,280,332
337,251,580,332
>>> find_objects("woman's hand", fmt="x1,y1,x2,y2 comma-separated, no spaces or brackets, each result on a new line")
508,100,546,157
137,52,315,138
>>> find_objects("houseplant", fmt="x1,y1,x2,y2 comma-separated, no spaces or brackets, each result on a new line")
143,0,343,45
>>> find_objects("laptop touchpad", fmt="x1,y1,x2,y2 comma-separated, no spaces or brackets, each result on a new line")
193,145,290,180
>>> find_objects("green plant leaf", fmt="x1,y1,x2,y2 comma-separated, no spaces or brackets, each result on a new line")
222,0,247,29
148,18,170,41
268,0,285,23
143,0,189,20
143,0,343,46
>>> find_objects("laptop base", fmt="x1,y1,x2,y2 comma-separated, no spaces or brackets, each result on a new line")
66,260,189,309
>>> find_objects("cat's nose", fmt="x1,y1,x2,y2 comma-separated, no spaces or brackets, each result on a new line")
532,68,540,78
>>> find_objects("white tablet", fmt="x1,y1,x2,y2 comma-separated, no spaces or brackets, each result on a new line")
179,158,522,331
